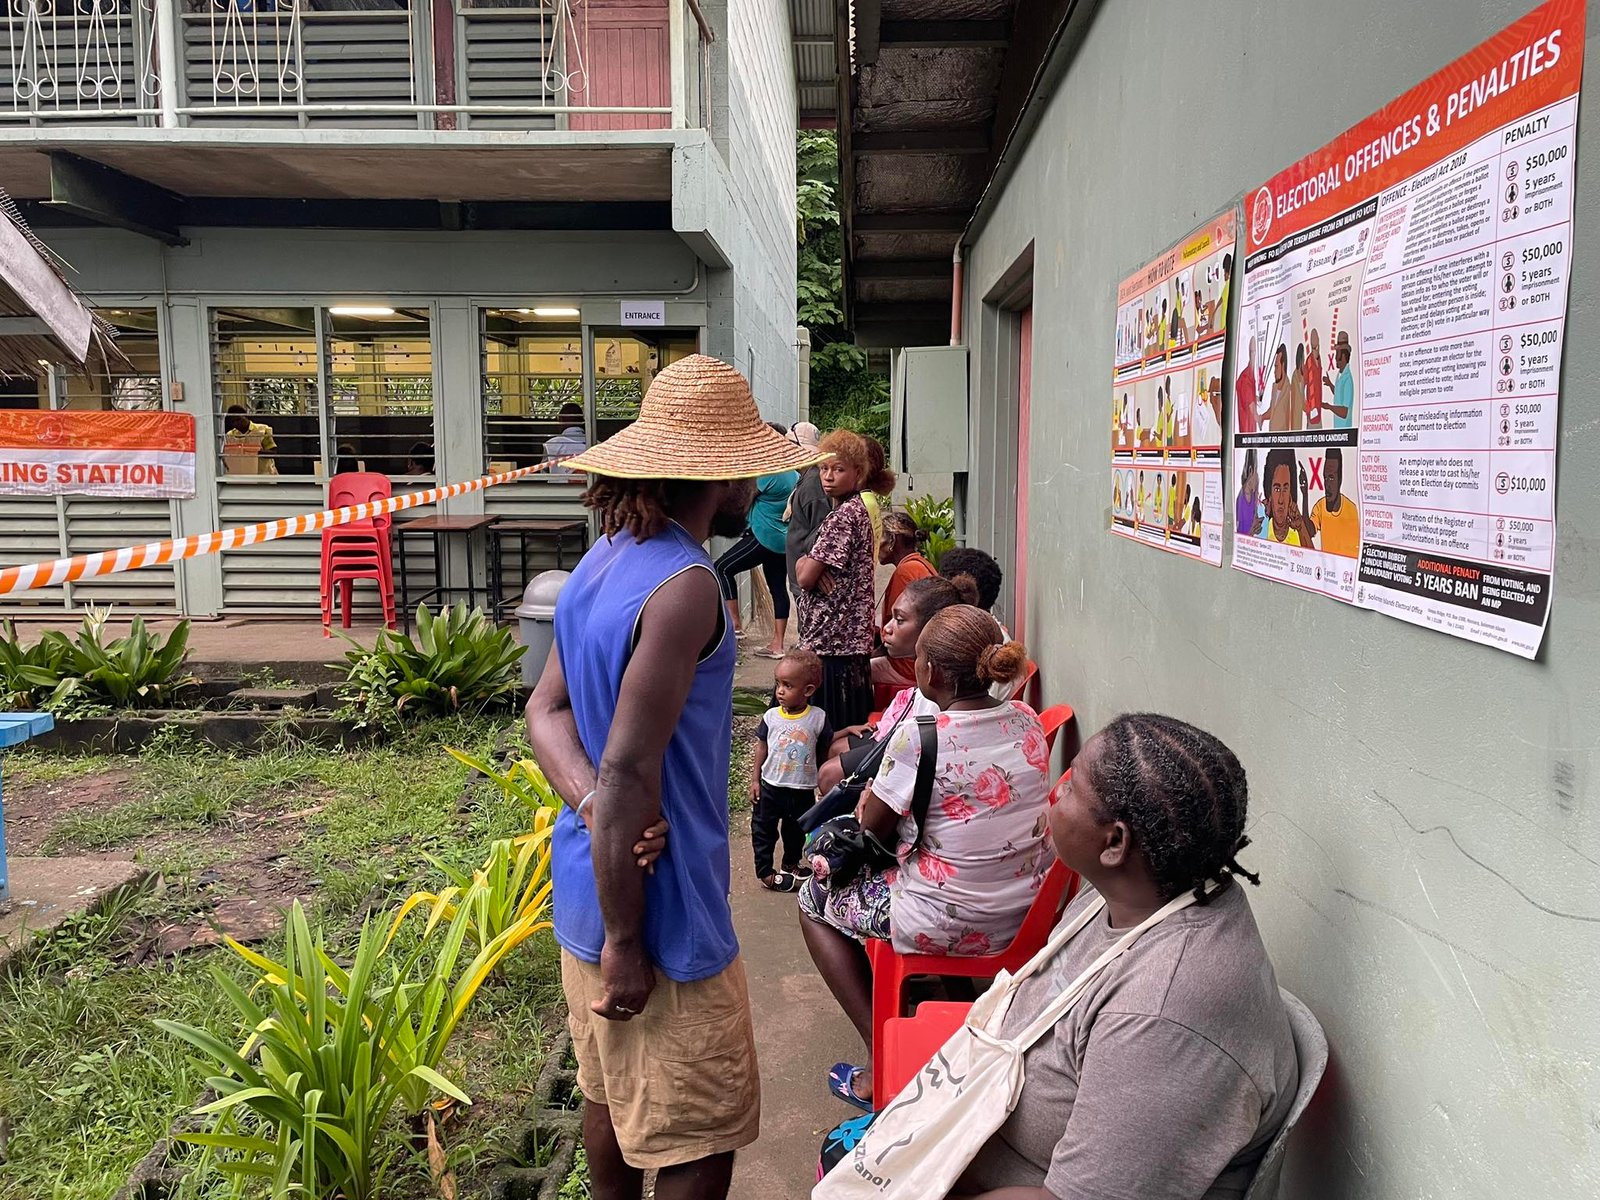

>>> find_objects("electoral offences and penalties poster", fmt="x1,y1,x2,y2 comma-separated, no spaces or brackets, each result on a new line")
1231,0,1582,658
1111,211,1236,566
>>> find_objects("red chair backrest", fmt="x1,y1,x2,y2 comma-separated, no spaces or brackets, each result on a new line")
329,472,393,531
1005,658,1040,705
1038,703,1074,747
1048,767,1071,806
1016,855,1081,952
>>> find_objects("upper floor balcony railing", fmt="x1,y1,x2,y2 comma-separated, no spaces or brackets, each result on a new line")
0,0,712,131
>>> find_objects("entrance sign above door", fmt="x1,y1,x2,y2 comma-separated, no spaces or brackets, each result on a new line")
620,301,666,326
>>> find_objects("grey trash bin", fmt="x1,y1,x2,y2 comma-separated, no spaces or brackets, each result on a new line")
517,570,570,689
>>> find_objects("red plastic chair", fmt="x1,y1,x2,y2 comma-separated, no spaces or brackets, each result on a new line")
1038,703,1074,751
1038,703,1075,778
1004,658,1040,706
867,768,1081,1101
321,472,396,633
878,1000,973,1105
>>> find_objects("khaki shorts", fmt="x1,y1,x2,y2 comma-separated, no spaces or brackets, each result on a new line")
562,951,761,1169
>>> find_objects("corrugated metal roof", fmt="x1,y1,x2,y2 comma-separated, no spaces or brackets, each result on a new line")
791,0,835,38
795,41,836,84
792,0,837,114
800,84,837,109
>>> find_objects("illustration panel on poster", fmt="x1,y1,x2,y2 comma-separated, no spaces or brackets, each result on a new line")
1110,210,1235,566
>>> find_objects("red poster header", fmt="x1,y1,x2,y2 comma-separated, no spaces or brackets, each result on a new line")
1118,211,1238,306
1246,0,1585,254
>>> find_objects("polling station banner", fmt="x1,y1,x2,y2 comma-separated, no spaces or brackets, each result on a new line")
1231,0,1582,658
0,410,197,499
1110,210,1235,566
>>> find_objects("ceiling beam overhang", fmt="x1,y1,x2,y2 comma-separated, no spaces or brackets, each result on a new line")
851,259,952,281
878,19,1008,48
853,129,989,154
44,153,187,246
852,212,967,233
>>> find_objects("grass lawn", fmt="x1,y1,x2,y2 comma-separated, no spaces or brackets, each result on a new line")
0,716,565,1200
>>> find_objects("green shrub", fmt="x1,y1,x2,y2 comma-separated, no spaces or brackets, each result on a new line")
41,609,196,713
338,603,525,729
159,891,533,1200
0,618,68,711
904,494,957,571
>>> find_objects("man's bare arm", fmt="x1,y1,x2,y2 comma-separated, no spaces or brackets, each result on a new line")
588,567,720,1020
525,643,595,811
525,633,668,866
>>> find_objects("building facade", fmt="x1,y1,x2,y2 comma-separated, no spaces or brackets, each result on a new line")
0,0,802,615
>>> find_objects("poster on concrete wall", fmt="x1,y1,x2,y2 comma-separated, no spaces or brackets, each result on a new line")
1110,210,1235,566
1232,0,1582,657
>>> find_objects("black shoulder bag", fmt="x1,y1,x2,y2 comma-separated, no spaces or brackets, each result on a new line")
798,704,915,834
805,715,939,893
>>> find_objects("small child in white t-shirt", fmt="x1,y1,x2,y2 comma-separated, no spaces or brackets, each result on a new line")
750,649,832,892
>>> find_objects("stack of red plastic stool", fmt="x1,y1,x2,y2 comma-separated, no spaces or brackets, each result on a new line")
320,472,396,634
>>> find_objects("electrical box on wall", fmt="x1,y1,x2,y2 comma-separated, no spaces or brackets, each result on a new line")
891,345,969,474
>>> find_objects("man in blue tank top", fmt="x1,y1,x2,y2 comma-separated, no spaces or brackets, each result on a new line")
526,355,816,1200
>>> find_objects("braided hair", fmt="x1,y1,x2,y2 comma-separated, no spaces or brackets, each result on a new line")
1084,713,1258,903
584,477,698,541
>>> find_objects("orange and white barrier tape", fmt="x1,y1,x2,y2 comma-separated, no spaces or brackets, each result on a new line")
0,461,560,596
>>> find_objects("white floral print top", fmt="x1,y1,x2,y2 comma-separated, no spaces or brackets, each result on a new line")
872,700,1054,955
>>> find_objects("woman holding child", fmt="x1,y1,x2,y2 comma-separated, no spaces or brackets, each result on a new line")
800,603,1053,1109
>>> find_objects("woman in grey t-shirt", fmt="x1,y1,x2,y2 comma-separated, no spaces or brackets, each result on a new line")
956,715,1299,1200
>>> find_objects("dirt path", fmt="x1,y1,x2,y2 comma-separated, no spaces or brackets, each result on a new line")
728,812,861,1198
3,763,315,957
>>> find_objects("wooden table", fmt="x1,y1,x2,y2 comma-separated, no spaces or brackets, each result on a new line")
0,712,54,901
488,518,589,619
393,514,499,629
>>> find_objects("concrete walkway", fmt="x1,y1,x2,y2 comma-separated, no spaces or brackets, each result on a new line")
729,812,861,1198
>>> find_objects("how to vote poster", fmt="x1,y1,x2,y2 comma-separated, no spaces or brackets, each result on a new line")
1111,210,1235,566
1231,0,1582,657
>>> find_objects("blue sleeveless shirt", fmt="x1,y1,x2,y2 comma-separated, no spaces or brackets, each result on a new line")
550,521,738,983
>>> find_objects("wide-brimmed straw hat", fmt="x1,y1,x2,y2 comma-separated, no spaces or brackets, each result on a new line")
562,355,819,480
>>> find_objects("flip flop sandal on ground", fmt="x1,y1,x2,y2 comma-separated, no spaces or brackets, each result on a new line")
761,871,801,892
754,648,784,659
828,1062,873,1112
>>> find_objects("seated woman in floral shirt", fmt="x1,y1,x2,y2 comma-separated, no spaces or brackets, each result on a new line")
799,604,1052,1110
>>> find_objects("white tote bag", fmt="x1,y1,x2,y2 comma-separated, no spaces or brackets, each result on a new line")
813,888,1200,1199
